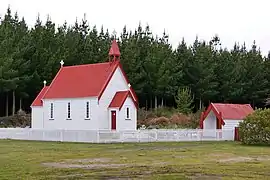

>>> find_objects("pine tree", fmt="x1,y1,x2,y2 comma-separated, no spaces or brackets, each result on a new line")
175,87,194,114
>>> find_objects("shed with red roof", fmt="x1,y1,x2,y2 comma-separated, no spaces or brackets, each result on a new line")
31,40,138,131
199,103,254,130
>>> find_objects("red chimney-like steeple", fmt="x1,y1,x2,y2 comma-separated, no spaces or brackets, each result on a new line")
109,39,120,62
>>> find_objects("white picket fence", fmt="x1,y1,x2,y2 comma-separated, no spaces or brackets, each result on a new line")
0,128,235,143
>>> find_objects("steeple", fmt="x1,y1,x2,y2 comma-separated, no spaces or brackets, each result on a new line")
109,39,120,62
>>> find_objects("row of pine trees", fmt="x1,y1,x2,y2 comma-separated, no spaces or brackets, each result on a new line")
0,7,270,117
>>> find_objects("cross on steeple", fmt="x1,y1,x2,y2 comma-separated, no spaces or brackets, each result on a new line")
112,29,117,39
60,60,64,67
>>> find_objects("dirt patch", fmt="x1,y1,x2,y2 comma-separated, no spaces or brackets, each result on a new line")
190,174,222,180
218,156,270,163
43,162,128,169
66,157,111,163
56,174,85,179
42,157,166,170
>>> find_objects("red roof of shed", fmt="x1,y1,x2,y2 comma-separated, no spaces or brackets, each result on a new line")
200,103,254,128
31,86,49,106
211,103,254,120
109,91,137,110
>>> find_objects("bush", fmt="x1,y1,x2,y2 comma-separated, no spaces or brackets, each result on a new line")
0,110,31,128
239,108,270,145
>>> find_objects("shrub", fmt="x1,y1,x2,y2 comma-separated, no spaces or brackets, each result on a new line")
175,87,194,114
0,110,31,128
170,113,191,126
239,108,270,145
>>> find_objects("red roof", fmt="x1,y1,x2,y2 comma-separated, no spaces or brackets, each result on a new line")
211,103,254,120
109,91,137,110
109,40,120,56
43,61,118,99
200,103,254,128
31,86,49,106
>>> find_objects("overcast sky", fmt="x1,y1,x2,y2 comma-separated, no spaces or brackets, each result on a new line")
1,0,270,56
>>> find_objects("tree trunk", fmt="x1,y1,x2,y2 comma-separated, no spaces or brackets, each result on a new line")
155,96,157,110
161,98,164,107
146,99,148,110
6,93,9,117
199,98,202,110
150,98,152,110
12,90,15,116
19,98,22,110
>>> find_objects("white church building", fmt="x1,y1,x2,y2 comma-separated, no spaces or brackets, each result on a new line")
31,40,138,131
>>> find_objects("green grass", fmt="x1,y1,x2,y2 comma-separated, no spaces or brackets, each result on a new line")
0,140,270,179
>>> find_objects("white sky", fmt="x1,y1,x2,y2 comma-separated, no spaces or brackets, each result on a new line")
1,0,270,56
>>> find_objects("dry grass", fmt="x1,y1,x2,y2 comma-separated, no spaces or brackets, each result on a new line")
0,140,270,179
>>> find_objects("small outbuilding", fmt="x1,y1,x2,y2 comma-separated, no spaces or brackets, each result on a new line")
200,103,254,130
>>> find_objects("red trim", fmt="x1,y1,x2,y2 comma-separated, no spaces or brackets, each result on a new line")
97,61,119,100
117,62,138,102
109,91,138,110
202,103,225,127
31,86,49,106
199,112,204,129
98,60,138,102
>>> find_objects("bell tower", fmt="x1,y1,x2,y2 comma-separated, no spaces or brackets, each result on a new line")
109,31,121,62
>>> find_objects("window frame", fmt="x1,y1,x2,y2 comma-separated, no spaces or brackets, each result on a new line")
85,101,90,120
49,103,54,120
66,102,71,120
125,106,131,120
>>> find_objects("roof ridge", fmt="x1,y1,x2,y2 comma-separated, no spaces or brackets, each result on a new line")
62,62,111,69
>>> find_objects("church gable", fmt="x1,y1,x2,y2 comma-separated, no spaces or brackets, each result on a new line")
31,39,137,105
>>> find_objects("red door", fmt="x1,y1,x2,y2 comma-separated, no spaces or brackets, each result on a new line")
111,111,116,130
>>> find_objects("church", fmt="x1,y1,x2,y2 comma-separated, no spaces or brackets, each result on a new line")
31,40,138,131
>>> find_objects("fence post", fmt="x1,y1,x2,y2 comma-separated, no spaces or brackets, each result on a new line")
60,129,63,142
234,127,240,141
96,130,99,143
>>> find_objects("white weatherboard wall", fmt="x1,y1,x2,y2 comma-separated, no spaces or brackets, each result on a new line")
203,110,216,137
117,97,137,130
223,120,243,130
98,67,137,130
203,110,216,129
42,97,98,130
31,107,43,129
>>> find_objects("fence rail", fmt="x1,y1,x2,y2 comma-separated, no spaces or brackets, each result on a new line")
0,128,235,143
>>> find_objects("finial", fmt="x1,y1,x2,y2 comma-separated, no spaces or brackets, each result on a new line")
60,60,64,67
112,29,117,39
43,80,47,87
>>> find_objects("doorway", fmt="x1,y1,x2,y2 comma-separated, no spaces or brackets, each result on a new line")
111,111,116,130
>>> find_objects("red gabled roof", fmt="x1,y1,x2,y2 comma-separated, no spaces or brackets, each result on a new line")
211,103,254,120
109,91,138,110
200,103,254,128
31,86,49,106
43,61,119,99
43,60,137,101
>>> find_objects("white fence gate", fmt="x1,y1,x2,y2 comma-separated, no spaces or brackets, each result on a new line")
0,128,235,143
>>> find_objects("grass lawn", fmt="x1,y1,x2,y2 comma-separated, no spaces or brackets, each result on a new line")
0,140,270,180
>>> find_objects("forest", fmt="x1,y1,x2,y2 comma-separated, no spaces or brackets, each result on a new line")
1,7,270,117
